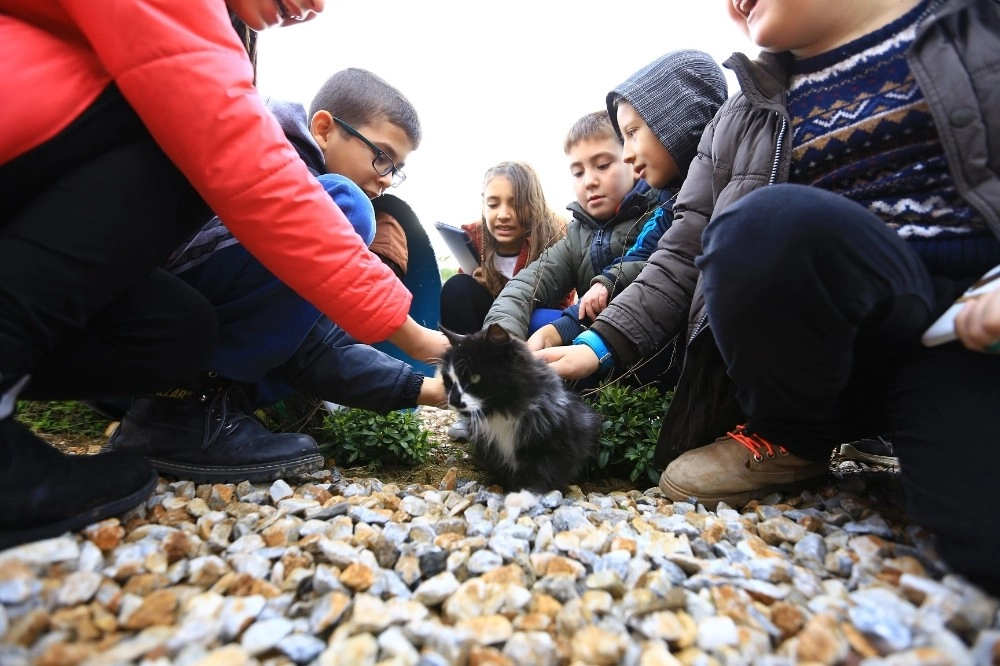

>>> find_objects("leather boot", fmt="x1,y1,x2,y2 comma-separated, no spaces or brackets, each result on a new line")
1,375,157,550
659,425,830,509
104,384,323,483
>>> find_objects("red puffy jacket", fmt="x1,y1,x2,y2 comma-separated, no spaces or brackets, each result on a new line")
0,0,411,343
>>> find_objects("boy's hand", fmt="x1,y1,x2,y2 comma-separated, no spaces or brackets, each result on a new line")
578,283,609,321
526,324,563,351
955,289,1000,353
534,344,600,380
387,317,449,364
418,375,447,408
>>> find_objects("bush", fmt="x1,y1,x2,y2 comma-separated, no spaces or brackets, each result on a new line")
315,408,433,471
16,401,109,439
583,383,673,485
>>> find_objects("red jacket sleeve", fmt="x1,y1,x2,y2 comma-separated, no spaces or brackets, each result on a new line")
53,0,411,343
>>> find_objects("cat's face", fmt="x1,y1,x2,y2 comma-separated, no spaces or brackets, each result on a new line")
439,324,533,417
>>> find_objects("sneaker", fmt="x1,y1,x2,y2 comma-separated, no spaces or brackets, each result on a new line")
447,414,471,442
659,425,830,509
0,417,158,549
105,385,323,484
838,438,898,467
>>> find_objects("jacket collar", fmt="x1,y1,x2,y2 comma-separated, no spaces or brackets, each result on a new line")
567,181,665,228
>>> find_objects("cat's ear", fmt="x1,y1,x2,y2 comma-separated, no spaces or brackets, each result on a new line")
439,326,465,347
485,323,512,345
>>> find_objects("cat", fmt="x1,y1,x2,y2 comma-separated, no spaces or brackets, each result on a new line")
438,323,602,492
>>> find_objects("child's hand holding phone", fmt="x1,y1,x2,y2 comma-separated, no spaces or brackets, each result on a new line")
922,264,1000,351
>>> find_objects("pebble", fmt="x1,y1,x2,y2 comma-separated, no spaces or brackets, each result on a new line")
1,470,998,665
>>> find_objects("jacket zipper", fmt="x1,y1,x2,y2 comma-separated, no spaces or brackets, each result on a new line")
768,115,787,185
688,311,708,345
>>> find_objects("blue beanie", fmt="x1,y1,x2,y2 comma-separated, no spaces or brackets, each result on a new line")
316,173,376,246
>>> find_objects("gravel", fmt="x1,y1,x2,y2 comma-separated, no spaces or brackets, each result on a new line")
2,408,998,665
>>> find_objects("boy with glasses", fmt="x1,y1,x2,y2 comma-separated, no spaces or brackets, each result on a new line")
103,68,445,483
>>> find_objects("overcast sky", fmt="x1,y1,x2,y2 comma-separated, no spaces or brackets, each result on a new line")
257,1,756,264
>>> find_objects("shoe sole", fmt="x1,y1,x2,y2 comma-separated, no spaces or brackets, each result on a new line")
837,443,899,468
145,453,325,484
659,471,829,511
0,471,158,551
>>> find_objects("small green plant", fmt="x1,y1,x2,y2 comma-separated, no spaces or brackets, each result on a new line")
16,401,109,439
583,383,673,485
315,408,432,471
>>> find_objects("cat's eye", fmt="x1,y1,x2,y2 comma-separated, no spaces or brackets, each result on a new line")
469,374,481,384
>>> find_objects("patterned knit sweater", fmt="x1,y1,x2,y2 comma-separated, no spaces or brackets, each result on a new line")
786,0,983,246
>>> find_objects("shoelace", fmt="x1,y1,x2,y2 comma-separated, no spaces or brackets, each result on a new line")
201,385,255,450
727,424,788,462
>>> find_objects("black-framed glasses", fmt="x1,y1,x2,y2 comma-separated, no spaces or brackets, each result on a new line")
332,117,406,187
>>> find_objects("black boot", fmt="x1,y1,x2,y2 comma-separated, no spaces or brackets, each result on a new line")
105,384,323,483
1,376,158,550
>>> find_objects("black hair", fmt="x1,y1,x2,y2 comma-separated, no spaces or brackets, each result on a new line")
229,11,259,82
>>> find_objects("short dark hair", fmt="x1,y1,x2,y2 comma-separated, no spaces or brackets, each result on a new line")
564,111,619,154
309,68,422,149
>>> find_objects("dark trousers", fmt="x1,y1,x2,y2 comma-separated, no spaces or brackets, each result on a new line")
700,184,1000,593
440,273,495,334
0,86,217,400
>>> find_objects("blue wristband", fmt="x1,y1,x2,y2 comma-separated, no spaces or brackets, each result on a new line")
573,330,614,375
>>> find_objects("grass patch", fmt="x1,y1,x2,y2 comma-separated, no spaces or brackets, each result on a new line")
16,401,109,439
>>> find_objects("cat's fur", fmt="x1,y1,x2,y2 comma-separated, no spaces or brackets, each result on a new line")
439,324,601,491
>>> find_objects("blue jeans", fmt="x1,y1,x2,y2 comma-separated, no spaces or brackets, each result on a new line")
699,184,1000,593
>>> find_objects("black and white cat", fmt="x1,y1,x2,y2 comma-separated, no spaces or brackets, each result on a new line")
439,324,601,491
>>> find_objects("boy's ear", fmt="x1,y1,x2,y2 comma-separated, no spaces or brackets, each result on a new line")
310,110,334,147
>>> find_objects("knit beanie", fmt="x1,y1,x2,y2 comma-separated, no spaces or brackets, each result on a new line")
607,50,728,176
316,173,376,246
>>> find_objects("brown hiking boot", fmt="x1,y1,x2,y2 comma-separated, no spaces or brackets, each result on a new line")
659,425,830,509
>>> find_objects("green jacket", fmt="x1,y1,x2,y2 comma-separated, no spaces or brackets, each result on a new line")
484,184,667,339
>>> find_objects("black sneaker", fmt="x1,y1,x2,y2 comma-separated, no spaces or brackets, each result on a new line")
0,417,158,550
105,385,324,483
838,438,899,468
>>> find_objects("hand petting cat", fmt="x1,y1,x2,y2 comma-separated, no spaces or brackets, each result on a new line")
534,344,600,380
525,324,563,351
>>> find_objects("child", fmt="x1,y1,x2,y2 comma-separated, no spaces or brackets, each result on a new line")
0,1,448,548
539,0,1000,595
487,51,727,355
439,161,573,335
105,68,448,484
439,160,573,441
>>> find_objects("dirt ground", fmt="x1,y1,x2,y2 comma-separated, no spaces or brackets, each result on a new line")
38,405,642,494
39,404,901,499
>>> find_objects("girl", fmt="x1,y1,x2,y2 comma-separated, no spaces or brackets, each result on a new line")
440,161,573,335
439,161,573,441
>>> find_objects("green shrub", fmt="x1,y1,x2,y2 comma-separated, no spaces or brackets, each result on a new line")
315,408,432,471
16,401,109,439
583,383,673,485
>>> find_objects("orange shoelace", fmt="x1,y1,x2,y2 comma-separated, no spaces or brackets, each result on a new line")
727,424,788,462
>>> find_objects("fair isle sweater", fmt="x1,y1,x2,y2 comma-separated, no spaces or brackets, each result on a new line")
786,0,997,274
